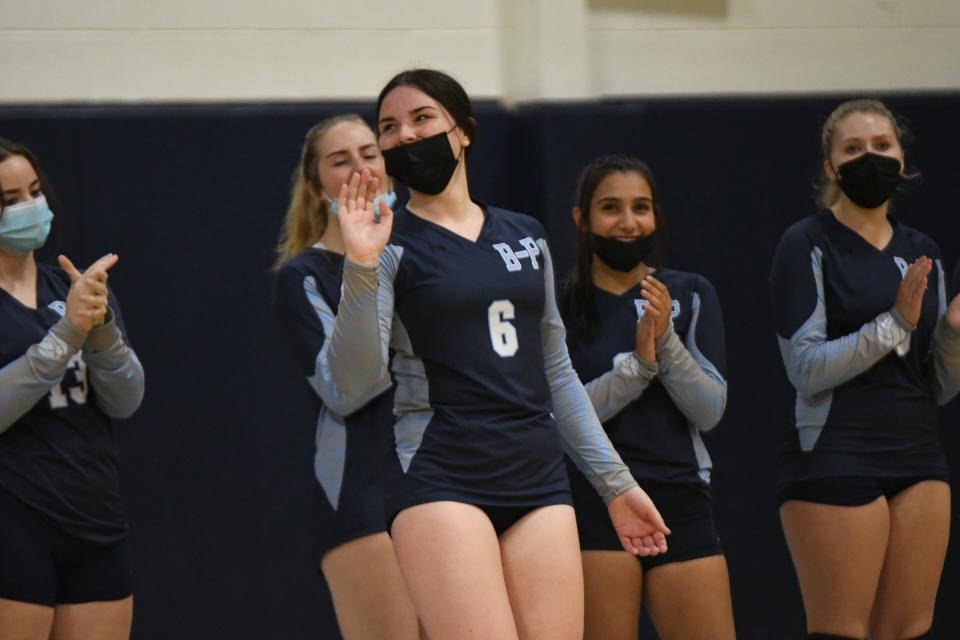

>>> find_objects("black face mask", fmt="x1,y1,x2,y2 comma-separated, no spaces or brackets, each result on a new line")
835,152,904,209
383,129,460,196
591,233,656,272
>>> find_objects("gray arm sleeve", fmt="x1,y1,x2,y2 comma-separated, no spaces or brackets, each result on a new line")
328,248,399,401
654,294,727,432
778,247,912,397
931,261,960,405
304,275,391,416
82,313,145,419
0,318,86,433
583,353,658,423
538,239,638,504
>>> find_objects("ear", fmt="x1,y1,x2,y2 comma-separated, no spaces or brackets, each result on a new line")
823,159,837,182
306,180,320,200
572,206,584,230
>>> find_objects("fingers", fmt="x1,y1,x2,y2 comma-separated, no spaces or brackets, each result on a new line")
87,253,119,275
58,255,83,283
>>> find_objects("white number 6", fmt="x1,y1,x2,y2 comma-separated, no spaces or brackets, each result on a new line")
488,299,518,357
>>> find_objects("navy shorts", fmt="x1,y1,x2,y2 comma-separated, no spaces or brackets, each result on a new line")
570,470,723,571
387,495,573,538
778,474,950,507
0,487,132,606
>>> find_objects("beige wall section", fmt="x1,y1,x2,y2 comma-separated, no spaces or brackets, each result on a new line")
588,0,960,95
0,0,503,102
1,0,958,103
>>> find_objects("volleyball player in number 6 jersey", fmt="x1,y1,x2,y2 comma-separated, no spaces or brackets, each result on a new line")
271,116,421,639
0,138,144,640
328,69,670,640
561,155,735,640
771,100,960,640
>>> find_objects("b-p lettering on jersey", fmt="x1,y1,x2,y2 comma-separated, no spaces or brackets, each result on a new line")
493,237,541,272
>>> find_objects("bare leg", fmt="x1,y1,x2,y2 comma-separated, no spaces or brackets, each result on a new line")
780,498,889,638
0,599,54,640
391,502,518,640
48,597,132,640
321,532,421,640
869,481,950,640
644,555,735,640
580,551,642,640
499,505,583,640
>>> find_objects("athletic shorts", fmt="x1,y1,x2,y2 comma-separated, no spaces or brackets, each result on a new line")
0,486,132,606
387,495,573,538
570,470,723,571
777,474,950,507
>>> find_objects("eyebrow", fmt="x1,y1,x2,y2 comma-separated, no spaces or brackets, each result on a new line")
324,143,378,160
378,105,437,125
596,196,652,203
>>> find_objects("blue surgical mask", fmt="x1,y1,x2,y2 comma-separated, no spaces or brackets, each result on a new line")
324,190,397,217
0,195,54,255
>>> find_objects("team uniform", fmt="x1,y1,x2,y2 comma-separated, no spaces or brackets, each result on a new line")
565,269,727,568
272,246,397,559
770,211,960,504
0,263,144,605
328,205,638,531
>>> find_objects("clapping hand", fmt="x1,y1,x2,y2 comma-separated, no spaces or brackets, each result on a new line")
58,253,118,333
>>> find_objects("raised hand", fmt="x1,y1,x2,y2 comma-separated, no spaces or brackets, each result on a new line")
337,169,395,267
59,253,118,333
635,303,657,363
607,485,671,556
640,275,672,338
895,257,932,327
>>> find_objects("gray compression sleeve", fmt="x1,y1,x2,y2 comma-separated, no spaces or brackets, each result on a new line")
778,247,912,397
303,275,391,416
538,239,638,504
328,248,399,401
583,353,658,423
0,318,86,433
82,313,145,419
654,304,727,432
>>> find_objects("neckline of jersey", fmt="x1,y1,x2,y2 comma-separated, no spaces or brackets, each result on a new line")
821,209,900,255
399,202,491,245
0,263,42,312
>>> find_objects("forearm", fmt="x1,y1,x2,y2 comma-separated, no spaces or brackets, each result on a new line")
82,319,145,419
329,258,392,399
583,353,657,422
780,308,912,396
932,315,960,405
0,318,85,432
655,325,726,431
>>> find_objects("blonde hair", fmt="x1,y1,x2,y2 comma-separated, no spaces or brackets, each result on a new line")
274,113,368,268
817,99,910,208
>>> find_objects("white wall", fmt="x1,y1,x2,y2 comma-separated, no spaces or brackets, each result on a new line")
1,0,958,103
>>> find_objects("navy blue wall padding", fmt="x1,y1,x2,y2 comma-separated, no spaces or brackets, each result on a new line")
2,93,960,639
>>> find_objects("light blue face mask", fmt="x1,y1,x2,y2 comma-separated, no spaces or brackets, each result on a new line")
0,195,54,255
325,190,397,217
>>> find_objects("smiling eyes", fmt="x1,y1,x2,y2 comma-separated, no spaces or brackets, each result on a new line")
379,112,434,135
599,200,652,214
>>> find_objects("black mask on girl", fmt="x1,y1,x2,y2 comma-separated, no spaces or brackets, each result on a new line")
591,233,656,272
383,129,461,195
835,152,904,209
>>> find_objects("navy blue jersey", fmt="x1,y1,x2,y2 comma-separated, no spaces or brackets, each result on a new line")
566,269,727,486
0,263,144,545
770,211,960,483
329,206,638,517
272,247,396,553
